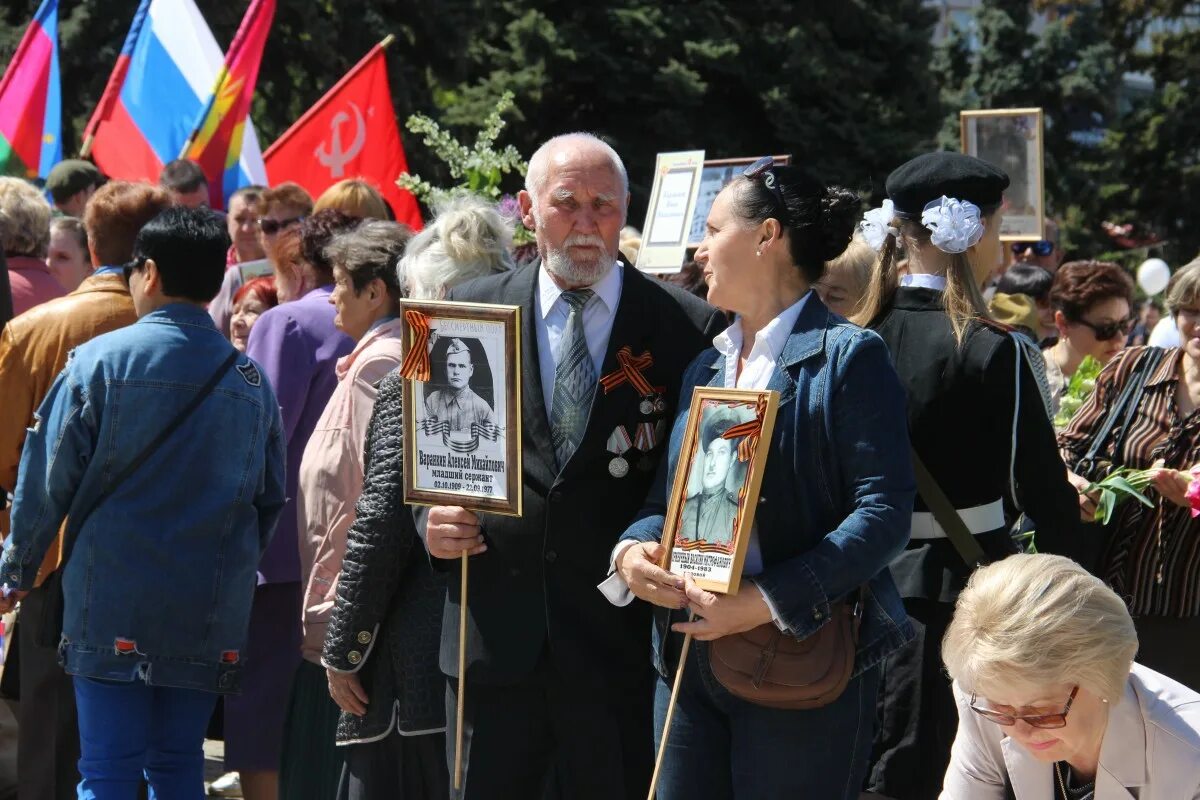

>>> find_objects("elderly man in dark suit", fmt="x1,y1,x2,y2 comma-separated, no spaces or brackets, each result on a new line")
422,133,723,799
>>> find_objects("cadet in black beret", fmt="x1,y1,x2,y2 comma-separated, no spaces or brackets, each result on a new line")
855,152,1080,799
45,159,103,218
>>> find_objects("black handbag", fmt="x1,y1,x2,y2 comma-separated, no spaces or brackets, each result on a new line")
34,350,239,649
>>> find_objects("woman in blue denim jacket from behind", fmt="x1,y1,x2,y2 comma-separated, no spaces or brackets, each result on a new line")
0,207,287,800
609,161,915,799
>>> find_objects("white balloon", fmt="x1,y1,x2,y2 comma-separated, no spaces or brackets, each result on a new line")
1138,258,1171,296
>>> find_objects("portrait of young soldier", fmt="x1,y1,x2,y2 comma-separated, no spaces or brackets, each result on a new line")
423,337,495,433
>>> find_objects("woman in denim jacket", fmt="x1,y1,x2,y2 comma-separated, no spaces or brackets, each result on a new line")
610,160,915,799
0,208,286,799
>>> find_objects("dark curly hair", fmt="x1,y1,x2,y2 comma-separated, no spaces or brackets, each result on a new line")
729,164,860,283
300,209,361,283
1050,260,1134,321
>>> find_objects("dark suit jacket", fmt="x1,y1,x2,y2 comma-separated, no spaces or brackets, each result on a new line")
433,259,723,689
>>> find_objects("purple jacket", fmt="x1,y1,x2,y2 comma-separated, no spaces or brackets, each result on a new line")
246,285,354,583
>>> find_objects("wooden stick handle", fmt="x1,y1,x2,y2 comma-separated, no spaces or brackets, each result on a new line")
454,553,468,790
646,630,693,800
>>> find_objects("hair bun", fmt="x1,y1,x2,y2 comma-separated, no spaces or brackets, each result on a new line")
818,186,861,262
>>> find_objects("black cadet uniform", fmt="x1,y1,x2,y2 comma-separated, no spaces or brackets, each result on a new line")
865,153,1079,800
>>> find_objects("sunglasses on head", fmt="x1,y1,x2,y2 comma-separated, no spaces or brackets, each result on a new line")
1073,315,1137,341
743,156,788,223
969,686,1078,729
257,215,305,236
1011,240,1055,257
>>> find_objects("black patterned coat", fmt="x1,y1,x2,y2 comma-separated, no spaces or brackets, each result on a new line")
322,369,446,743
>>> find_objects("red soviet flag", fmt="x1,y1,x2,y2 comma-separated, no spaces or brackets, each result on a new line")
263,41,421,229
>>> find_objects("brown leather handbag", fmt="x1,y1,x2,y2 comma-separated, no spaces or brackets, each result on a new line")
708,591,863,710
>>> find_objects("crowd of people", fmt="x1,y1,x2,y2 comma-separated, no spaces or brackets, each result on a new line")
0,133,1198,800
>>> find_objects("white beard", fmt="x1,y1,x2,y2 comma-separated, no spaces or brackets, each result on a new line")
536,214,615,286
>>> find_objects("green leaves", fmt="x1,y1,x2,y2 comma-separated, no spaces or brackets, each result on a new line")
397,90,528,208
1086,467,1156,525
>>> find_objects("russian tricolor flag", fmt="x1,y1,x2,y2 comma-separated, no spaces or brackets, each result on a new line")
82,0,266,190
0,0,62,180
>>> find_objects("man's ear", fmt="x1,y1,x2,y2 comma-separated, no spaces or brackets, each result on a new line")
518,190,536,231
142,258,162,295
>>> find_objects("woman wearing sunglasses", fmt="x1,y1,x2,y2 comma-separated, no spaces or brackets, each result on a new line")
853,153,1080,799
1044,261,1135,419
940,553,1200,798
1059,257,1200,692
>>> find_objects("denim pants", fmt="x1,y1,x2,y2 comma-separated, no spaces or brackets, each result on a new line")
73,676,217,800
653,640,880,800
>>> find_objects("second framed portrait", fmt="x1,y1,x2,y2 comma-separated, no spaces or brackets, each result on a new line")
659,388,779,595
399,299,522,517
961,107,1045,240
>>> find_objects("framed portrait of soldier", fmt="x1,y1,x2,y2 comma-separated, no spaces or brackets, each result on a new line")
960,107,1045,241
658,388,779,595
399,299,522,517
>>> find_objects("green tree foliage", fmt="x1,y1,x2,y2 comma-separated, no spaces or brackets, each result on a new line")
934,0,1200,265
0,0,1194,263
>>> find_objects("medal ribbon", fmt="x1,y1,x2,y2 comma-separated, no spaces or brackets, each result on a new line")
721,395,768,462
599,346,656,396
399,310,433,381
607,425,633,456
634,422,656,452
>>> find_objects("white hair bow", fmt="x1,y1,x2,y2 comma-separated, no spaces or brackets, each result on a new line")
921,196,984,254
859,199,898,252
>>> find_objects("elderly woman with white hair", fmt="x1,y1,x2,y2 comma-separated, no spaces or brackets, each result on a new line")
0,176,61,314
940,553,1200,799
321,197,512,800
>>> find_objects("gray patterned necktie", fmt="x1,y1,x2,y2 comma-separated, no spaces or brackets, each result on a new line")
550,289,595,468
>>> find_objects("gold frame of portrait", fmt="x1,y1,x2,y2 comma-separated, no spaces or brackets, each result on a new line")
400,299,523,517
959,107,1045,241
658,387,780,595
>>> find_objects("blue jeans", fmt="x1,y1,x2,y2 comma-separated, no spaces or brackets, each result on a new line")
73,676,217,800
653,641,880,800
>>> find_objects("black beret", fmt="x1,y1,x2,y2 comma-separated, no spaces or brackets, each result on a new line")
886,152,1009,216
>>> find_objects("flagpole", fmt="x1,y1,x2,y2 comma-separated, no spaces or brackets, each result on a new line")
261,34,394,160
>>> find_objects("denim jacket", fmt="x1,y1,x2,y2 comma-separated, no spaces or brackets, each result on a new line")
1,304,286,693
620,297,915,677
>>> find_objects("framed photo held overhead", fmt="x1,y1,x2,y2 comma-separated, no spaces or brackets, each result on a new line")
635,150,705,274
687,156,791,248
398,299,522,517
658,387,779,595
960,107,1045,241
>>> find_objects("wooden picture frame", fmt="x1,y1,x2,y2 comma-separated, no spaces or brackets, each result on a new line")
658,388,779,595
400,299,522,517
687,155,791,248
960,108,1045,241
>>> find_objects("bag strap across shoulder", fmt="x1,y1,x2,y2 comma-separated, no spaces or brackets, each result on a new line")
59,349,241,565
1075,346,1165,475
911,448,988,569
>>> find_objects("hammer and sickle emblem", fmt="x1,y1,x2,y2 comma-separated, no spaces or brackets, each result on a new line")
315,102,367,179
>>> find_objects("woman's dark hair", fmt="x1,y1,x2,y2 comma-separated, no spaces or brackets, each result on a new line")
300,209,361,283
996,263,1054,301
324,220,412,302
132,207,230,302
1049,260,1134,321
729,165,860,283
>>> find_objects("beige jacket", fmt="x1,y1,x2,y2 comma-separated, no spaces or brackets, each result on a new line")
941,663,1200,799
296,318,404,663
0,273,135,584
